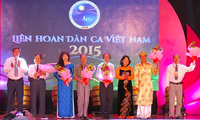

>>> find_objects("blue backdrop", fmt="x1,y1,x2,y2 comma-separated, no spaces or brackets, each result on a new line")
1,0,159,90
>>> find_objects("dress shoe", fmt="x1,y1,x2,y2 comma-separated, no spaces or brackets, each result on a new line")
175,116,182,119
119,116,125,119
83,116,88,120
106,115,111,119
41,115,48,119
127,116,134,119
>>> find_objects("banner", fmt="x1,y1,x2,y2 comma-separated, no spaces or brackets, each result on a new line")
1,0,159,90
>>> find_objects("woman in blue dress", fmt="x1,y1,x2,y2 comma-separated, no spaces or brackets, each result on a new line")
54,51,74,118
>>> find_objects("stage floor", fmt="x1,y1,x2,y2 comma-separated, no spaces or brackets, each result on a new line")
1,114,200,120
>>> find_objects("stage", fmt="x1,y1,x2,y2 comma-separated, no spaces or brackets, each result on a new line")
1,0,200,119
1,114,200,120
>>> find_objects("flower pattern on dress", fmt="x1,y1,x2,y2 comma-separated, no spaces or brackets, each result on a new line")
135,62,158,106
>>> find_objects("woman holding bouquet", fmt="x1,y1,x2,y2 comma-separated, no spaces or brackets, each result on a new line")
116,55,134,119
96,53,115,119
54,51,74,118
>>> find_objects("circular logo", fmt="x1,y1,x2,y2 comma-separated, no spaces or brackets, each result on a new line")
69,0,100,30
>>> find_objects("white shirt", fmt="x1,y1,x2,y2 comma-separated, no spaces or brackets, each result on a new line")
3,57,28,80
28,64,49,80
165,63,195,86
96,62,115,82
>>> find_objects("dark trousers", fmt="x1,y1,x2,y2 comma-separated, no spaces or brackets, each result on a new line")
30,79,46,117
7,78,24,114
99,82,113,117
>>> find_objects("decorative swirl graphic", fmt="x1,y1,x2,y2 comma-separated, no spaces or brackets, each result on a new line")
120,76,132,117
72,3,97,26
69,1,100,29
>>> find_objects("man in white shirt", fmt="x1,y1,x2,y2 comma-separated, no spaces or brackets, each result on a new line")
165,54,196,119
96,53,115,119
3,48,28,114
28,54,49,119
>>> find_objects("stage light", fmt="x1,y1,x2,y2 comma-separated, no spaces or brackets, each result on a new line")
186,101,198,106
0,80,7,86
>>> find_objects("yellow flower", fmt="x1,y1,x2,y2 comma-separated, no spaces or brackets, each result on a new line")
194,47,198,51
152,49,156,54
105,70,109,75
88,65,93,70
86,64,94,73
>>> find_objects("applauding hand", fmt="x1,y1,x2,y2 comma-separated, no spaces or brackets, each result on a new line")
17,60,21,67
11,62,14,68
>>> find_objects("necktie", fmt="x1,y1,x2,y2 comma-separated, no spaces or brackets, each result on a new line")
36,65,39,72
175,65,178,80
14,59,18,77
37,65,39,79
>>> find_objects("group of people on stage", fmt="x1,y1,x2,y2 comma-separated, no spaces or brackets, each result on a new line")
3,47,196,119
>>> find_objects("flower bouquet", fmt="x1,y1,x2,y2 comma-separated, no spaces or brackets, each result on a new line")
33,67,43,79
186,41,200,62
55,65,71,86
37,68,43,77
81,64,96,85
101,63,111,87
40,64,57,73
149,44,163,65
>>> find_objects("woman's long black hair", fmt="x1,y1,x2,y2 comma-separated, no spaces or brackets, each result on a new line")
57,51,70,67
